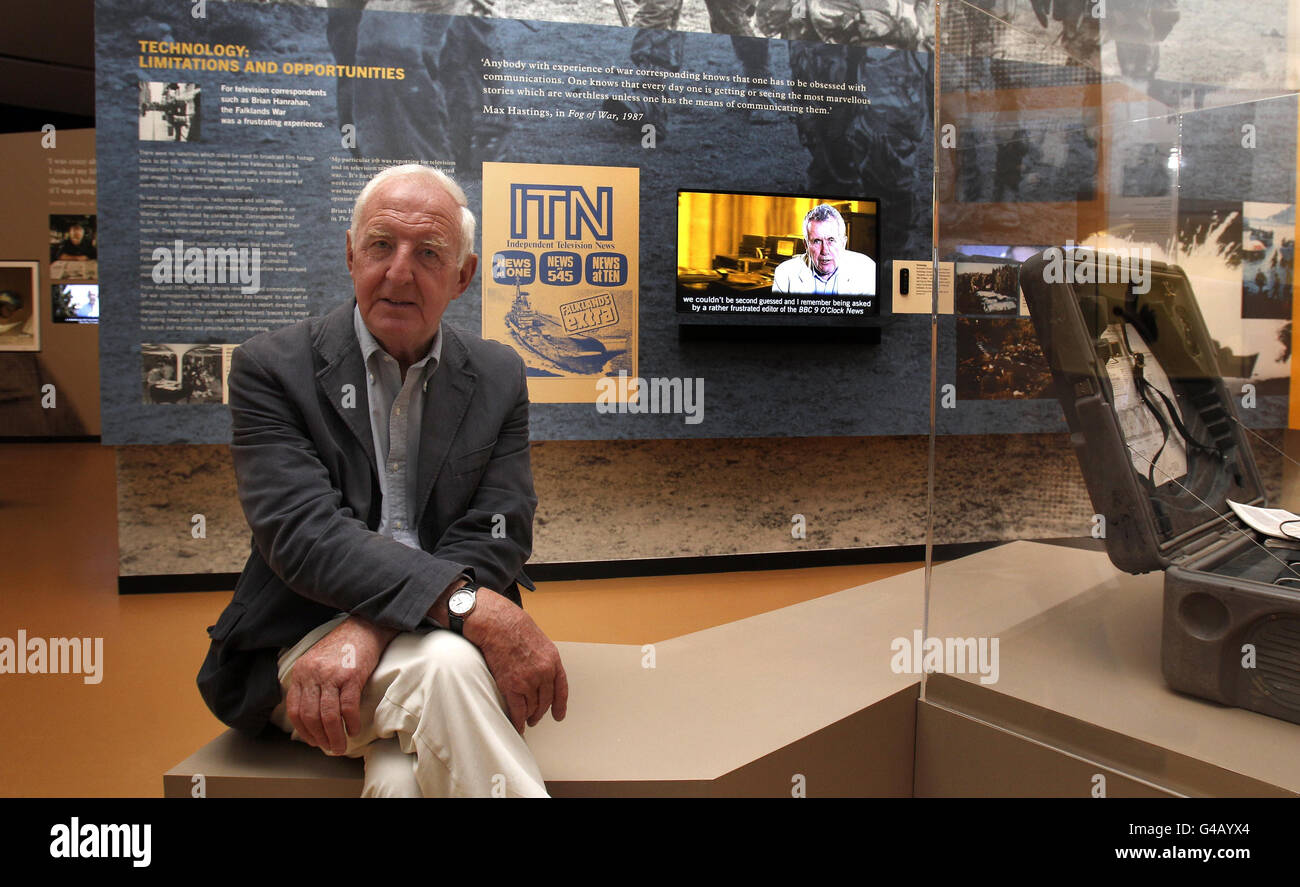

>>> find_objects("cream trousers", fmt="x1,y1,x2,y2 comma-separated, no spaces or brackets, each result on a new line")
270,615,548,797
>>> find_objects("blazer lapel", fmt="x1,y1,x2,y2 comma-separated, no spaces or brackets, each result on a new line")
313,300,376,470
415,324,476,525
798,261,815,291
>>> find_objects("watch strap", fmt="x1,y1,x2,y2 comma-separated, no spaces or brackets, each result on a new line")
448,582,479,635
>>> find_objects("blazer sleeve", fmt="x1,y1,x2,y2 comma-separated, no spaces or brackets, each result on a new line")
425,356,537,597
227,341,463,632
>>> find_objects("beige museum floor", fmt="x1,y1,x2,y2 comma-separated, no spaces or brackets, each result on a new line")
0,442,918,797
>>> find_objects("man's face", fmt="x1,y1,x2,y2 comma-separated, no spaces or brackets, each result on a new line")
347,176,477,364
805,218,844,277
68,225,84,244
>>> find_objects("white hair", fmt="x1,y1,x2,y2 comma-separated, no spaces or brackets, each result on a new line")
803,203,846,242
349,164,477,264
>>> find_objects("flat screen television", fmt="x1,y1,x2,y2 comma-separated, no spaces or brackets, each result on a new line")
676,189,883,334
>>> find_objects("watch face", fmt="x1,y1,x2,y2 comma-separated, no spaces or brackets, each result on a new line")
449,589,474,615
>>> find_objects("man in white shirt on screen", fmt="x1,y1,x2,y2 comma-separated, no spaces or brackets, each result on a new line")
772,203,876,296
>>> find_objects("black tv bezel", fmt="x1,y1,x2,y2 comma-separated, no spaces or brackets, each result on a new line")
674,187,887,333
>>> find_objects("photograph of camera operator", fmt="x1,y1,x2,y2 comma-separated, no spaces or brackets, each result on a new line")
51,284,99,324
953,260,1021,316
138,81,201,142
1241,201,1294,321
48,215,98,282
956,108,1098,205
955,317,1052,401
0,261,40,352
140,344,225,405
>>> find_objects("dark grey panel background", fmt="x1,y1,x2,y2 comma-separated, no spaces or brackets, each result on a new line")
98,2,1294,445
95,0,950,444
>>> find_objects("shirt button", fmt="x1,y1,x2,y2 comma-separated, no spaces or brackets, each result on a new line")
368,373,374,383
395,407,402,416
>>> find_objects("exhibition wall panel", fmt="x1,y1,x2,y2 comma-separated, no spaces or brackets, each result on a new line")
96,0,939,445
96,0,1161,578
0,128,99,437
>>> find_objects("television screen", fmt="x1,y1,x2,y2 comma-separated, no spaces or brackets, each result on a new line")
677,189,881,328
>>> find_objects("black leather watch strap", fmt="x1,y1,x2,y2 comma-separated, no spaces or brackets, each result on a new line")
448,582,479,635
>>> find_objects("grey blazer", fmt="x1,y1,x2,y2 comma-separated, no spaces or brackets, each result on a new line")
198,300,537,734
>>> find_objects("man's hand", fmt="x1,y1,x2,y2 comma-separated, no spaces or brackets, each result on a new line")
285,615,397,754
462,590,568,734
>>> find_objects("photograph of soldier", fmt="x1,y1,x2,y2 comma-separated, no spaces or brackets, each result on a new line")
325,0,509,171
1120,141,1174,197
938,0,1177,89
956,111,1097,204
138,81,201,142
602,0,776,139
1093,0,1179,80
756,0,934,256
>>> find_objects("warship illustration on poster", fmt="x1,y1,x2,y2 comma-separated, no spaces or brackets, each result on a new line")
502,282,627,377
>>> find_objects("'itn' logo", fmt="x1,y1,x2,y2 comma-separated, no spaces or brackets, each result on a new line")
510,184,613,241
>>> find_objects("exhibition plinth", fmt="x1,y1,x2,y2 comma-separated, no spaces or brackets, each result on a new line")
917,542,1300,797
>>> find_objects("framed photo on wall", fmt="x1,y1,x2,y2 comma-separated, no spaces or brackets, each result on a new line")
0,261,40,352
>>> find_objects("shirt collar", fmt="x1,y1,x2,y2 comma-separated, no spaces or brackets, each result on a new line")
811,263,839,283
353,302,443,373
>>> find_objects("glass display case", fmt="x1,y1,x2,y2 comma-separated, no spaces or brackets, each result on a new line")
922,0,1300,796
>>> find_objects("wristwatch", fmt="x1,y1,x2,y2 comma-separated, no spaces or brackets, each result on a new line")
447,583,479,635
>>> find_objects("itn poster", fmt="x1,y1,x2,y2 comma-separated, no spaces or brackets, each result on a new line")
481,162,638,404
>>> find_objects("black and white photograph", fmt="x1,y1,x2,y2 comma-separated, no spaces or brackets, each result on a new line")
140,343,225,404
957,107,1099,204
1176,199,1242,265
0,261,40,352
138,81,201,142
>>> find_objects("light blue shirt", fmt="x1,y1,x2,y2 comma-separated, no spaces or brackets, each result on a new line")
811,266,841,294
353,304,442,551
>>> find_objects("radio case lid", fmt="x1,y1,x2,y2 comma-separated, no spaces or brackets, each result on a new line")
1019,249,1266,574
